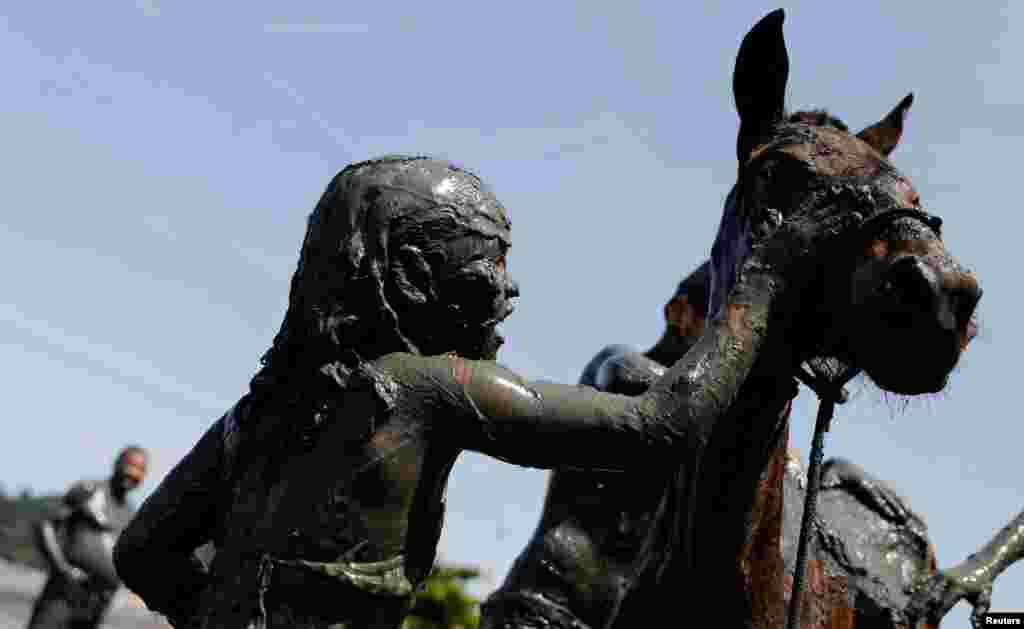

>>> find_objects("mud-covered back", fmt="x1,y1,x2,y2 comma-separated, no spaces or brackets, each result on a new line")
784,456,937,625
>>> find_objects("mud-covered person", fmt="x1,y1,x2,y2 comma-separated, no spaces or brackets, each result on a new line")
113,156,803,629
27,446,148,629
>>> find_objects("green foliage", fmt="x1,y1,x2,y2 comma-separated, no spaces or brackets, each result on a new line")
0,491,62,570
403,563,483,629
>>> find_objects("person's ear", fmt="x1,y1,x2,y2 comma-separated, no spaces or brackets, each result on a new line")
389,244,438,306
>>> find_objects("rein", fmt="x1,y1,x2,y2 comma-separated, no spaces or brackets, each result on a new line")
785,206,941,629
785,362,858,629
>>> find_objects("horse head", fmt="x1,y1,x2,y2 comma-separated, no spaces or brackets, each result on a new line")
714,9,981,396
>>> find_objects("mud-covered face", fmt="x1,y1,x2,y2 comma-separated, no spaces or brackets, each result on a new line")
112,451,147,493
267,156,522,370
436,234,519,360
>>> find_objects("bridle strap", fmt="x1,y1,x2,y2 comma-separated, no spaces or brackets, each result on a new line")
856,207,943,240
785,207,941,629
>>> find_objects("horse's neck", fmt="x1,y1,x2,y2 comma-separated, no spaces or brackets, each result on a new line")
718,310,800,449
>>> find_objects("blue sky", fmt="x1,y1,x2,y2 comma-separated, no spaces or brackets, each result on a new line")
0,2,1019,622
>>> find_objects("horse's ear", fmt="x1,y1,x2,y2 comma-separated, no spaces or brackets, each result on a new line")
733,9,789,165
856,93,913,157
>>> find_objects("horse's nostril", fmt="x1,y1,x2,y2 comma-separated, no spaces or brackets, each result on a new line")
884,257,934,311
953,285,982,330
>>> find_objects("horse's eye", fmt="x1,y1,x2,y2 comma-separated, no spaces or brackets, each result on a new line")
747,155,813,212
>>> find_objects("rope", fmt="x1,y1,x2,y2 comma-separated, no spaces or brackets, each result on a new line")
785,364,859,629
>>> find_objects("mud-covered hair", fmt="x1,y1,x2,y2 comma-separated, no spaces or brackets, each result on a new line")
253,155,510,390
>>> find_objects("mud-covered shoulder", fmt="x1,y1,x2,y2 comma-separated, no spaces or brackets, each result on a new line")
599,353,666,396
63,478,104,509
579,343,637,386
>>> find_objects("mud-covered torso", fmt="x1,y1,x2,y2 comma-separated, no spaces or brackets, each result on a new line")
499,468,671,628
59,479,134,592
540,347,675,566
222,414,427,564
544,468,671,563
196,360,459,628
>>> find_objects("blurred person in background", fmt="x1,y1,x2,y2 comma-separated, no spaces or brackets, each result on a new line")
27,445,148,629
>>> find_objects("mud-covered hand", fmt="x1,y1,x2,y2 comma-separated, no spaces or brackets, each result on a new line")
63,564,89,583
905,509,1024,627
34,519,88,584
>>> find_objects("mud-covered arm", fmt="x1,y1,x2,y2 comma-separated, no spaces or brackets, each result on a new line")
399,279,780,471
113,416,227,625
33,499,84,581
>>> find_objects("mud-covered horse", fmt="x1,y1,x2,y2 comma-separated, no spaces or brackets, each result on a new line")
482,8,982,629
110,151,869,629
620,9,980,629
115,9,983,628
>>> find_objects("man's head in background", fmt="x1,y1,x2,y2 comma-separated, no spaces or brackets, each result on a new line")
111,445,148,496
